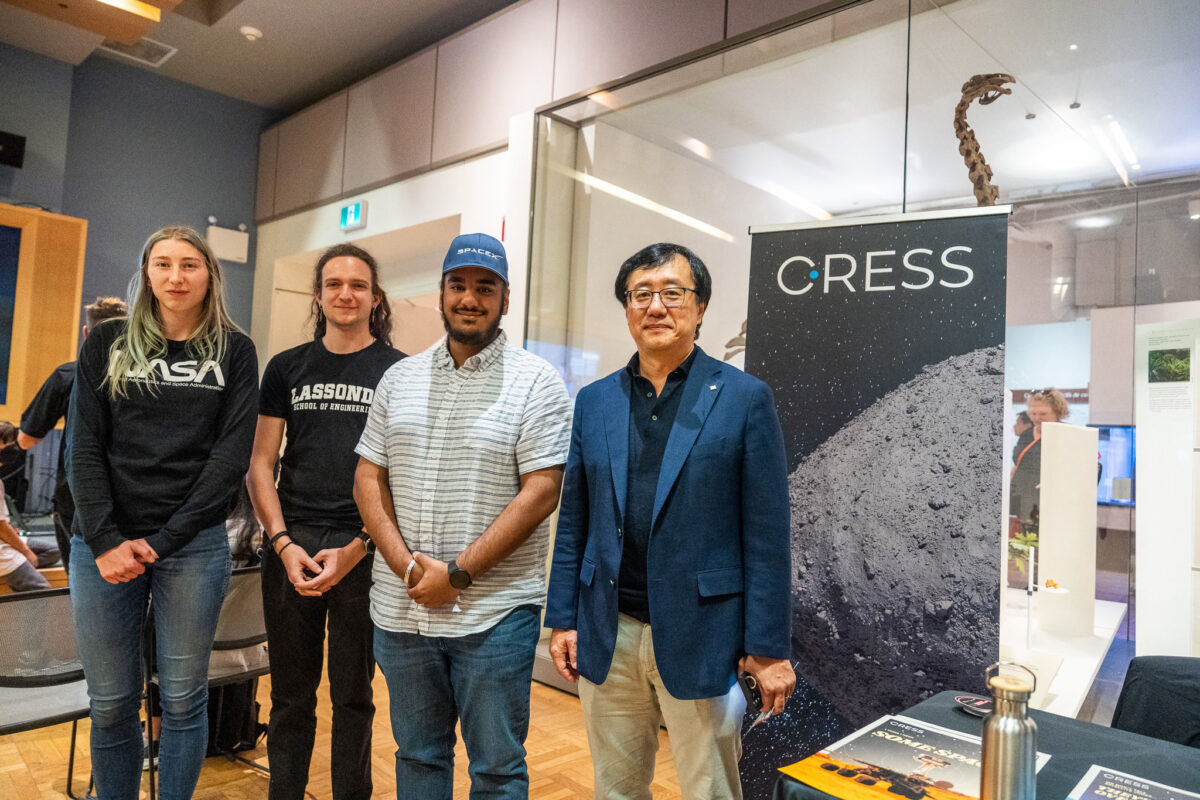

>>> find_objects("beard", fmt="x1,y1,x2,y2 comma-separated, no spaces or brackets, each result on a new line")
442,308,502,348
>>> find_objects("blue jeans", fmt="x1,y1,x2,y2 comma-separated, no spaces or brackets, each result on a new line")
70,526,231,800
373,605,540,800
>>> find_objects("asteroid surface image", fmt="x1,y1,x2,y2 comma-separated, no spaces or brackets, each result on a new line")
789,345,1004,723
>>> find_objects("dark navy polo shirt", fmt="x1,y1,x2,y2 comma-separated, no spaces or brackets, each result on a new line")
619,347,698,623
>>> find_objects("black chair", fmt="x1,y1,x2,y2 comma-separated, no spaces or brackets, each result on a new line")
0,586,92,798
145,565,270,797
1111,655,1200,748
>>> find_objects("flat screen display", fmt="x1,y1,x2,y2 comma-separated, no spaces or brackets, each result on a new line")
1091,424,1135,506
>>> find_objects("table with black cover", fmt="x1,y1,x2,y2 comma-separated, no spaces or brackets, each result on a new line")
773,690,1200,799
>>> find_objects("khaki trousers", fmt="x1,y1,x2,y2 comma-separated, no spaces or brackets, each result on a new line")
579,613,746,800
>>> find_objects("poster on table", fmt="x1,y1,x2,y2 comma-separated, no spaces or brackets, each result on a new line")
778,714,1050,800
1067,765,1200,800
739,207,1009,800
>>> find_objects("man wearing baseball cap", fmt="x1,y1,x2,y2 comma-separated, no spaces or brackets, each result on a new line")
354,232,572,798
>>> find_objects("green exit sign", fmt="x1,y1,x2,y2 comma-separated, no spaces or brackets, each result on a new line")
340,201,367,231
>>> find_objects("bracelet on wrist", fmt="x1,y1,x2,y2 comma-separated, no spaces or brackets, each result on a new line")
403,558,416,587
278,540,296,557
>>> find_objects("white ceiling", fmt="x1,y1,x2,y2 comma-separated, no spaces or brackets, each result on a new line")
0,0,517,112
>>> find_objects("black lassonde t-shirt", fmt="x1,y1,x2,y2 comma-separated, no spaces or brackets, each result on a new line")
68,319,259,559
259,338,404,528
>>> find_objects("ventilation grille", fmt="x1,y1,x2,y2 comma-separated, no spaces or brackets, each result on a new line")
98,37,178,68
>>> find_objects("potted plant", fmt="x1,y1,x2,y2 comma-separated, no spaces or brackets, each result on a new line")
1008,530,1038,589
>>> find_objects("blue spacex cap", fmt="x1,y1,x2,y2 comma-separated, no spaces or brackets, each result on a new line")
442,232,508,284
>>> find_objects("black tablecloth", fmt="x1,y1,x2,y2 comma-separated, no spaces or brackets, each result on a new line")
773,691,1200,800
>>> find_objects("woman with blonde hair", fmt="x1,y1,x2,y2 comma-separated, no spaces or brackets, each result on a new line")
1009,387,1069,528
67,225,258,799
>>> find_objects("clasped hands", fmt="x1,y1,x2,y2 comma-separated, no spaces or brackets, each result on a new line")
404,552,459,608
280,539,363,596
96,538,158,583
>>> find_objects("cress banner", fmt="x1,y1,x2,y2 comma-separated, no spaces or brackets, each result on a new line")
740,207,1009,800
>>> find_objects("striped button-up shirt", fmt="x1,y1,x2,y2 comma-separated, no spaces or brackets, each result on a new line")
356,331,571,636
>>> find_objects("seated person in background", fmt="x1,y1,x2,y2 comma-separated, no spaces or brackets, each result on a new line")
0,422,60,591
17,296,128,573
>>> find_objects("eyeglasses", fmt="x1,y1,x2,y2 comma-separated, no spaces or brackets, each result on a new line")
625,287,697,308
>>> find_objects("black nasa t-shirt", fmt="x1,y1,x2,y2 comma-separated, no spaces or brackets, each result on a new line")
260,338,404,527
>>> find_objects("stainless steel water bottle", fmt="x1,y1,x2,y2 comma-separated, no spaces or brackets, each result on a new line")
980,661,1037,800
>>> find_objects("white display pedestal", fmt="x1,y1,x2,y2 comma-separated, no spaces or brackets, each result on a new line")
1134,319,1199,657
1038,422,1099,637
999,587,1126,717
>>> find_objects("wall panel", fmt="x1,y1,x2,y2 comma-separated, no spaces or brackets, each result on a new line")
726,0,844,37
274,92,347,215
552,0,725,100
432,0,556,163
255,126,278,220
344,48,437,192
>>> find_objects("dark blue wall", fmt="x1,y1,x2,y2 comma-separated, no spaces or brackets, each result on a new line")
62,56,278,329
0,42,74,212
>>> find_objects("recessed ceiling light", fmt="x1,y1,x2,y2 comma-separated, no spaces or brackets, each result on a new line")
1069,44,1079,51
1075,216,1115,229
240,26,263,41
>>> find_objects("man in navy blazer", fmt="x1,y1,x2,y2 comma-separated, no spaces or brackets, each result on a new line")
544,242,794,799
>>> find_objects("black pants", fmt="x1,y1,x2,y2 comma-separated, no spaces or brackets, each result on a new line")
262,523,375,800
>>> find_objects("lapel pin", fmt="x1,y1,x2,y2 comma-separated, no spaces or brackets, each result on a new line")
710,384,716,390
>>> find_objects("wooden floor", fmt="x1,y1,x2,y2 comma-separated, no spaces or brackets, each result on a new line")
1,672,680,799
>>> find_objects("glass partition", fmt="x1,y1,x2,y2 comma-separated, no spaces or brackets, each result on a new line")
527,0,1200,766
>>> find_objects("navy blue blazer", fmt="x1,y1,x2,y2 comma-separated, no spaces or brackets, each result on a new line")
544,347,791,699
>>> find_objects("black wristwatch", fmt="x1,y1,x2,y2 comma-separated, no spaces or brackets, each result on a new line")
447,559,472,590
356,530,375,554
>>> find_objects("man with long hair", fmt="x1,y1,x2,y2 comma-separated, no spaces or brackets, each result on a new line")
247,243,402,800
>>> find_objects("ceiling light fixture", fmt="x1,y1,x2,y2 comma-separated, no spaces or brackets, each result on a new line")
1069,44,1079,51
1188,199,1200,220
240,26,263,41
96,0,160,23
